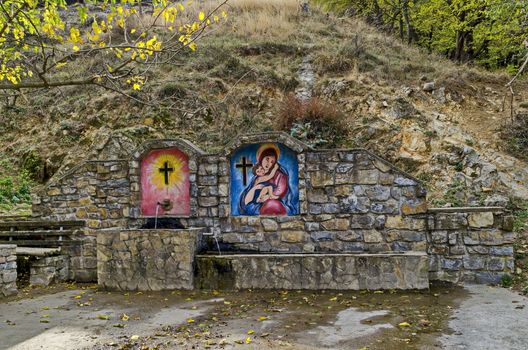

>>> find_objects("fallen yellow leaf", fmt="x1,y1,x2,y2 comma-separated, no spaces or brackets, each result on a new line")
258,316,269,321
121,313,129,321
247,329,255,335
130,335,139,340
399,322,411,327
245,337,252,344
97,314,109,320
329,297,338,301
74,295,81,299
187,318,195,323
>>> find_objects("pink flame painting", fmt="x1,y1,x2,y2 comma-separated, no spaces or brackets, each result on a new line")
140,148,190,216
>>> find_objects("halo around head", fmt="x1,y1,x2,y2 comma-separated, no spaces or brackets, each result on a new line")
256,143,281,163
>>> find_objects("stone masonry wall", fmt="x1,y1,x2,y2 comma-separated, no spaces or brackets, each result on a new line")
216,149,427,254
0,245,17,297
32,134,429,257
428,208,515,284
97,229,202,291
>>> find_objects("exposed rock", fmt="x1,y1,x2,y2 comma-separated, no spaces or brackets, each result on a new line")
423,82,436,92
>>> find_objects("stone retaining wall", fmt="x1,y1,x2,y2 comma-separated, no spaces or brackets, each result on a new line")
427,208,515,284
97,229,202,291
195,252,429,290
0,245,17,297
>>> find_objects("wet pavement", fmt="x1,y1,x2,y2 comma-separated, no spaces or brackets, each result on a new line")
0,282,525,350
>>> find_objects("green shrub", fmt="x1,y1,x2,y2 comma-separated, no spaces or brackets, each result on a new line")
500,274,513,287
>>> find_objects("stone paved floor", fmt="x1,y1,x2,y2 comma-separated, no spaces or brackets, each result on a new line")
0,283,526,350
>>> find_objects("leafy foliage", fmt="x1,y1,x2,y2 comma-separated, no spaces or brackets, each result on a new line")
0,0,227,93
315,0,528,69
0,158,32,210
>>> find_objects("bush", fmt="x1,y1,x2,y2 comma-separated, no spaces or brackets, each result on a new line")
276,93,347,147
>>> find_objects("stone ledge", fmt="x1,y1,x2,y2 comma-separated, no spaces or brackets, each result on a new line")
428,207,505,213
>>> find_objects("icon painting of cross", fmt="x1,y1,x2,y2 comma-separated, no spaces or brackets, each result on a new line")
235,156,253,186
158,161,174,185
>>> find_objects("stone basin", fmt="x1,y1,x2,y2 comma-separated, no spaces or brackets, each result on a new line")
97,228,203,291
194,252,429,290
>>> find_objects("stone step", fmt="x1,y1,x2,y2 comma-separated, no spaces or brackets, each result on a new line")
195,252,429,290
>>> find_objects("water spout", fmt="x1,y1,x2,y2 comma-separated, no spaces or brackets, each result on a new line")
213,232,221,256
154,202,161,229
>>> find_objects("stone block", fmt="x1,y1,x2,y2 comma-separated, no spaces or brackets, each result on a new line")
199,196,218,207
280,231,306,243
487,257,506,271
468,212,494,228
310,172,333,187
442,258,463,270
385,216,426,230
463,231,480,245
337,231,363,242
467,245,488,254
363,230,383,243
310,231,336,242
353,169,380,185
400,199,428,215
490,246,513,256
280,221,304,230
390,242,411,251
400,231,425,242
431,231,448,244
305,222,320,231
475,271,504,284
479,230,505,245
321,218,349,231
307,190,328,203
434,213,467,230
364,185,391,201
463,255,485,270
2,270,17,283
261,218,279,232
394,176,418,186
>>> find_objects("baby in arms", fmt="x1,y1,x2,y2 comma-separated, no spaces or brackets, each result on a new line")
243,163,280,205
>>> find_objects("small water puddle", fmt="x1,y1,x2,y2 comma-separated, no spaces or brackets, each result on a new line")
314,307,393,346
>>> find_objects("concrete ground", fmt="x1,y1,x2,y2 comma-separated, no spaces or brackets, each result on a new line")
0,283,526,350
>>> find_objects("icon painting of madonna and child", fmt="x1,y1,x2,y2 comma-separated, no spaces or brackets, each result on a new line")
230,143,300,216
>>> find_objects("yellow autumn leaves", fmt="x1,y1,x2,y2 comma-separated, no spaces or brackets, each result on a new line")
0,0,227,88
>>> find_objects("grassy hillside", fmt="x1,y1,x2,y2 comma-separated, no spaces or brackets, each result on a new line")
1,0,527,214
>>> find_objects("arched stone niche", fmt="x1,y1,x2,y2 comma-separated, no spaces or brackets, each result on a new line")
129,139,204,218
227,133,309,217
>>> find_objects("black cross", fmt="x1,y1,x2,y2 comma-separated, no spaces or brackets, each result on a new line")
235,156,253,186
159,161,174,185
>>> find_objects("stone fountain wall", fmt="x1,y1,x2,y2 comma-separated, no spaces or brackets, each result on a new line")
31,133,516,287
